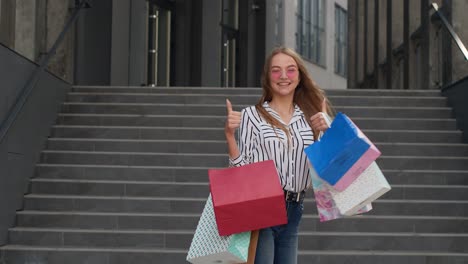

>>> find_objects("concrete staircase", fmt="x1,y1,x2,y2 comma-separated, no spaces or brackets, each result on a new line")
1,86,468,264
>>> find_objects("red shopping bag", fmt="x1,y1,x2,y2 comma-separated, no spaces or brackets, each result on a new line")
208,160,287,236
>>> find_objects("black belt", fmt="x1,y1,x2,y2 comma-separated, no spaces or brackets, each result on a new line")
284,190,305,203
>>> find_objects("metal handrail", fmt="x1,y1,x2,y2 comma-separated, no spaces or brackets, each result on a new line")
431,3,468,61
0,0,90,144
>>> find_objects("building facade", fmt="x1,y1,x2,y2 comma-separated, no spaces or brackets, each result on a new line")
348,0,468,90
266,0,348,89
0,0,348,89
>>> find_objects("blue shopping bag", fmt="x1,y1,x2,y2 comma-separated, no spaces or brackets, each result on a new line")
304,112,372,186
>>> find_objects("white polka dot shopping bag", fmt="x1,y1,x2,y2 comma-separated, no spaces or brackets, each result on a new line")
187,194,256,264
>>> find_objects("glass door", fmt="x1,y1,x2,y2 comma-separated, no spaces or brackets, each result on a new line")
221,0,239,87
147,4,171,86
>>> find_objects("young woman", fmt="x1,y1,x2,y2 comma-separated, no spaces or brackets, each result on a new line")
225,47,332,264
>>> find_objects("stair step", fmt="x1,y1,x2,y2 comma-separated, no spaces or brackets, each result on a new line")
23,195,468,216
374,200,468,216
8,228,186,249
56,114,458,130
4,85,466,263
7,228,468,252
39,150,229,167
61,103,453,118
15,211,468,233
39,151,468,170
29,179,210,197
72,86,443,97
377,143,468,156
46,138,468,157
2,246,466,264
385,170,468,185
0,245,187,264
35,163,210,182
46,138,229,153
35,164,468,185
378,156,468,170
50,126,463,143
29,178,468,200
65,93,448,107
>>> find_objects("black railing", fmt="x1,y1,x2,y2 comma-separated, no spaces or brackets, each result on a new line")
0,0,90,143
431,3,468,61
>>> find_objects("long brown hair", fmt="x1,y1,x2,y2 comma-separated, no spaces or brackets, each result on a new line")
255,47,333,140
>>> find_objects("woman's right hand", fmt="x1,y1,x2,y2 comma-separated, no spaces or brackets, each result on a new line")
225,99,241,138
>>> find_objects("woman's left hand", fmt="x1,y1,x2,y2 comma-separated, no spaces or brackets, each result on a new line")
310,99,330,132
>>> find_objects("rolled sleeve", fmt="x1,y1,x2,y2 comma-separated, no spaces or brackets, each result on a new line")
229,155,245,167
227,107,259,167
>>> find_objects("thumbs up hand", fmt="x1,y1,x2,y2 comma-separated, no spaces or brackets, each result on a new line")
310,98,330,132
225,99,242,137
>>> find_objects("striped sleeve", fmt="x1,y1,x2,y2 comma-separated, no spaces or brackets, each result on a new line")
229,107,260,167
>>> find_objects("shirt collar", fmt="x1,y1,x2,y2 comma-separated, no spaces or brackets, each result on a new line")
263,101,304,126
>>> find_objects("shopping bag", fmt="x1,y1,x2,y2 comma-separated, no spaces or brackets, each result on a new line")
309,165,373,222
305,112,381,190
244,230,259,264
330,161,391,216
187,194,252,264
332,116,381,191
208,160,287,236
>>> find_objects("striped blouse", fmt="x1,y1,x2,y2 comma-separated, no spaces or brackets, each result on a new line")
229,101,315,193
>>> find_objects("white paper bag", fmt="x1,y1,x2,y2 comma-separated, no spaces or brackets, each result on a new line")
309,164,373,222
330,161,391,216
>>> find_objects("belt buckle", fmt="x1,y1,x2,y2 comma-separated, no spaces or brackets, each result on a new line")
295,191,301,202
285,190,301,202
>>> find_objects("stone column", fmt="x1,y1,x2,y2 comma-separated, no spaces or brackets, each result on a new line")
14,0,37,61
128,0,148,86
408,0,420,90
391,0,404,89
377,0,387,89
35,0,47,61
367,0,375,77
347,0,356,88
110,0,131,86
0,0,16,48
201,0,221,87
428,0,443,89
357,0,364,85
391,0,404,47
265,0,282,54
46,0,73,82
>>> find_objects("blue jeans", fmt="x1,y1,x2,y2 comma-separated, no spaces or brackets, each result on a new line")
254,200,303,264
